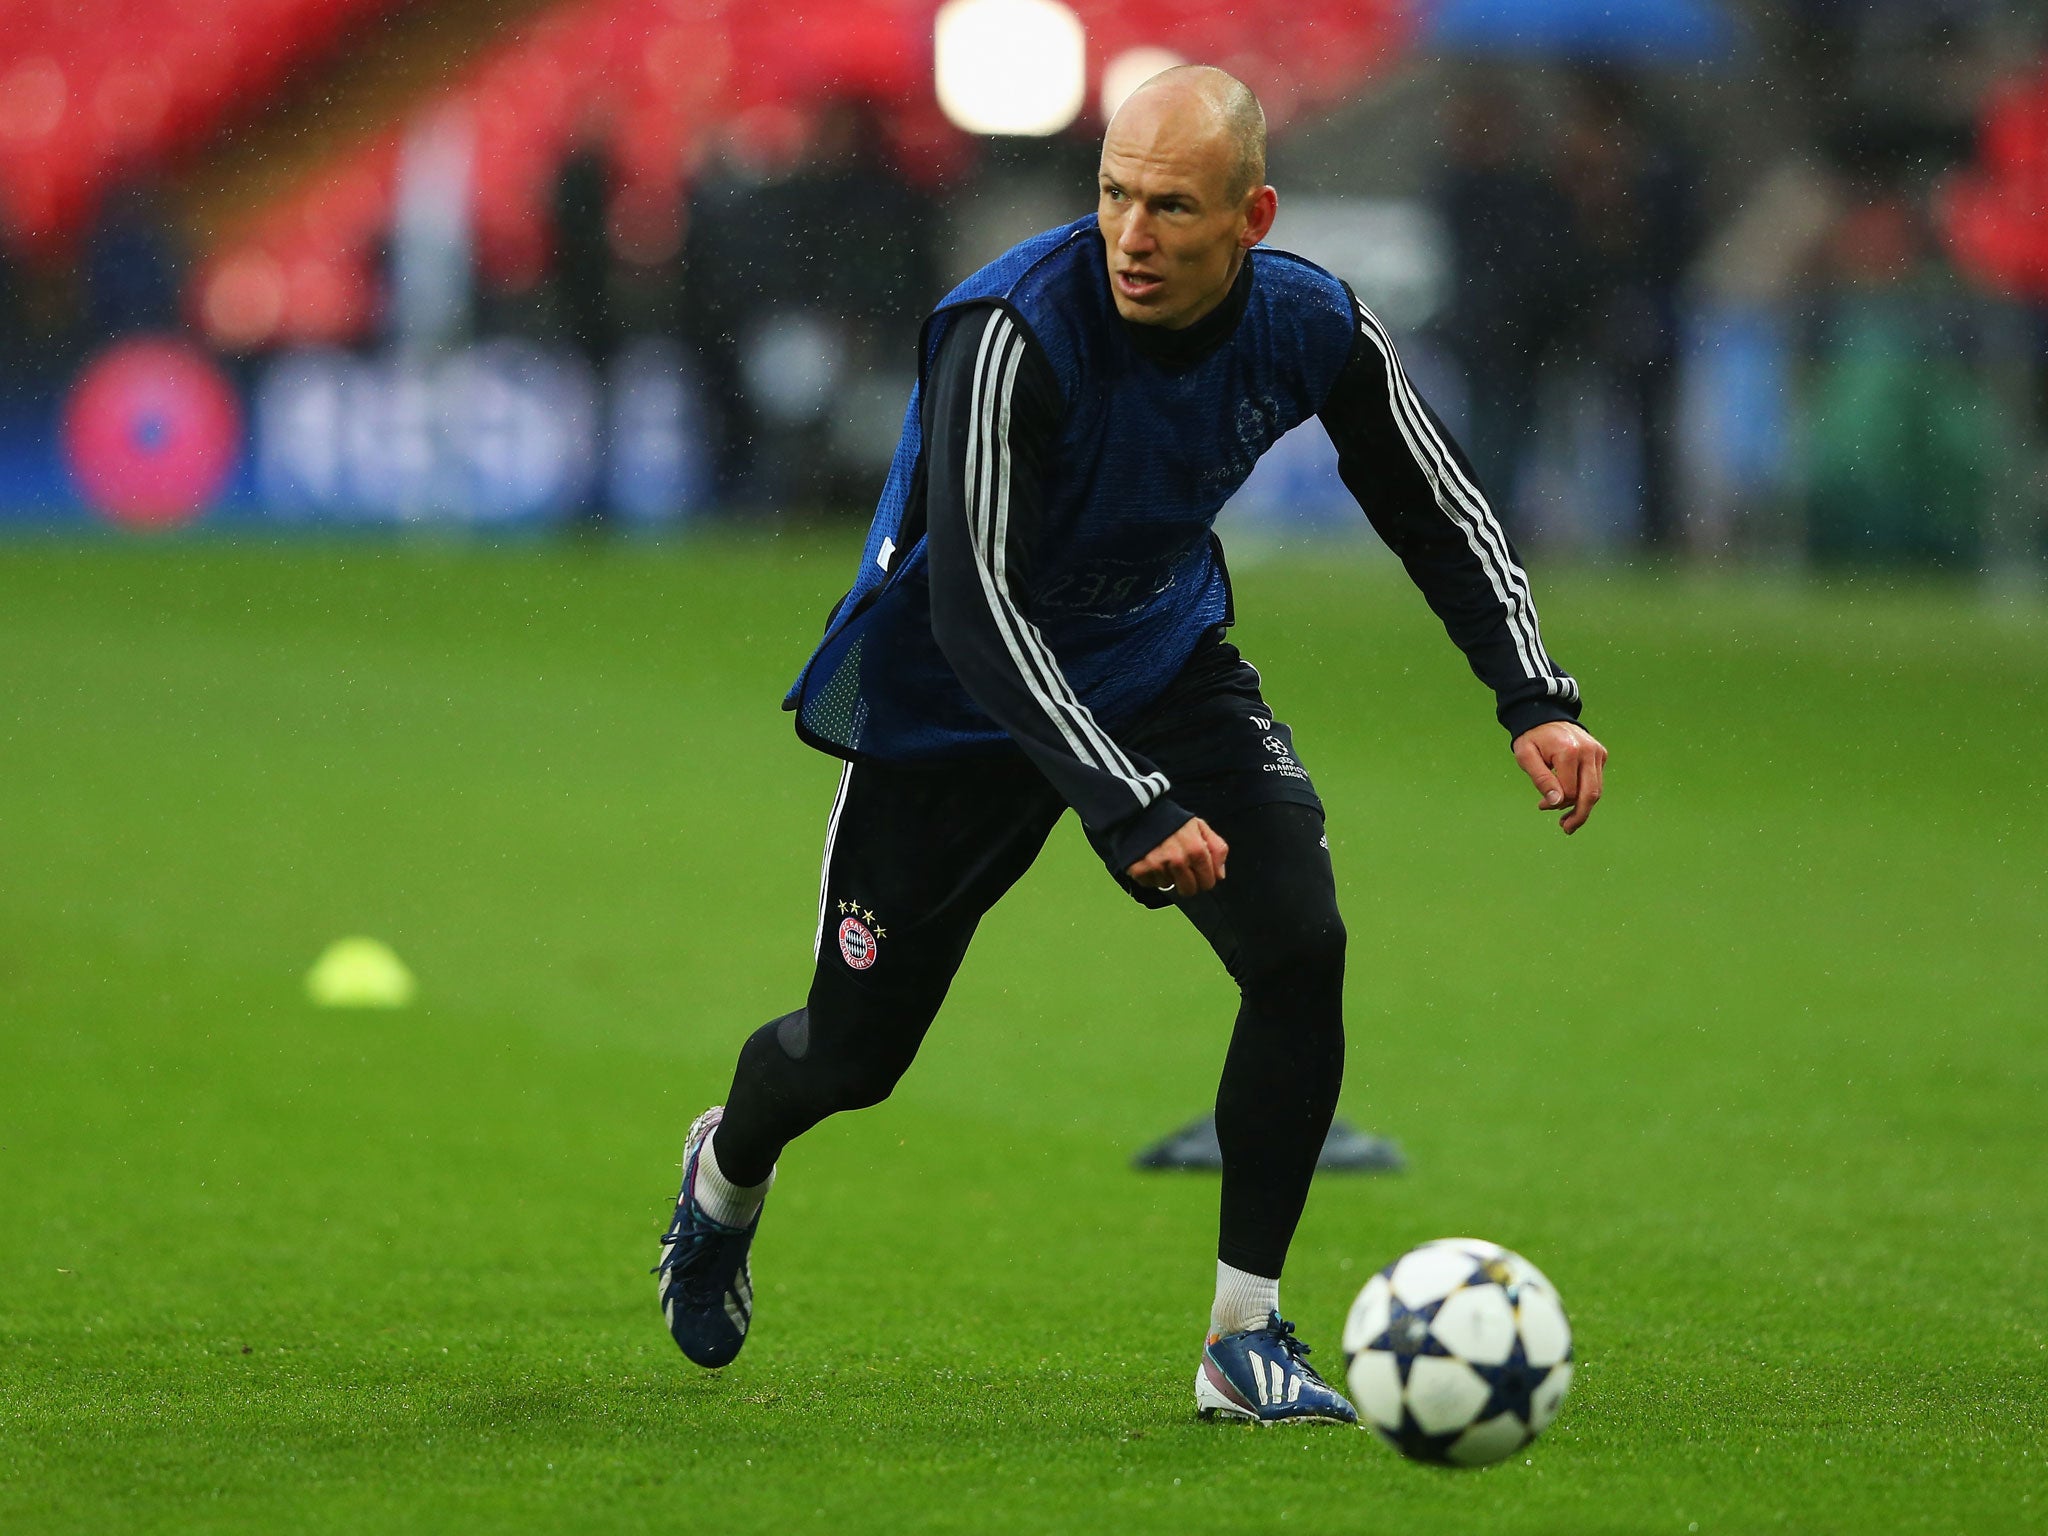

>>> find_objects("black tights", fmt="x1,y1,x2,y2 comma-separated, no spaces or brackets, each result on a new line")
715,801,1345,1278
1178,804,1346,1275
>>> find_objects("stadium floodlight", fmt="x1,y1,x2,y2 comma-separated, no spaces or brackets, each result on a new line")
934,0,1086,136
1099,46,1186,123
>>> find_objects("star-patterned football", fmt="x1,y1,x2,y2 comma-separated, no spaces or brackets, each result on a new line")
1341,1237,1573,1466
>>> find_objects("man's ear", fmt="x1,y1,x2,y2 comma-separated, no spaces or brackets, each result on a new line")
1242,186,1278,248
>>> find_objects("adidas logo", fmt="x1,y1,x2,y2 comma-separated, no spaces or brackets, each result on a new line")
1248,1352,1302,1406
724,1262,753,1333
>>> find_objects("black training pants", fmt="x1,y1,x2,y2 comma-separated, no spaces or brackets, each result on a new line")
714,641,1346,1278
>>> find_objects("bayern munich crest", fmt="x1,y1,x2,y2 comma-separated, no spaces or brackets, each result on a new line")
838,916,877,969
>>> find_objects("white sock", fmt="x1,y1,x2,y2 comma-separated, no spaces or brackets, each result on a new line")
694,1125,774,1227
1211,1261,1280,1337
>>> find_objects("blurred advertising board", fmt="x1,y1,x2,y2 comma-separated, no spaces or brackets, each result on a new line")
0,334,709,529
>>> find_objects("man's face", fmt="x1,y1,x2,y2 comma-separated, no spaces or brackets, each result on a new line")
1097,92,1266,330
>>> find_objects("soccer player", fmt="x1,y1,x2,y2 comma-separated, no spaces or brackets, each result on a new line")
655,66,1607,1424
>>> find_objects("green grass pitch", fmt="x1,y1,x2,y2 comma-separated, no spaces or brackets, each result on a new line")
2,537,2043,1533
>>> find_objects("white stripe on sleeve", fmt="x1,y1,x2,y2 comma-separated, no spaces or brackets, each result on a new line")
1352,302,1578,706
965,313,1169,807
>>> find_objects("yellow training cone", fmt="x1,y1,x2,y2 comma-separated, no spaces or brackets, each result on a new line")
306,937,417,1008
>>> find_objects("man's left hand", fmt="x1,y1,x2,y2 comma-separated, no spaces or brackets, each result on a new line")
1512,721,1607,835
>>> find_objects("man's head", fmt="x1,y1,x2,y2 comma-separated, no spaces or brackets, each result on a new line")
1097,65,1276,330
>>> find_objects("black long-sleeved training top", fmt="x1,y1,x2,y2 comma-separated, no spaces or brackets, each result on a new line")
785,218,1582,870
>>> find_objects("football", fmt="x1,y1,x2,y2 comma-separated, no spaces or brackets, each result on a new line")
1341,1237,1573,1466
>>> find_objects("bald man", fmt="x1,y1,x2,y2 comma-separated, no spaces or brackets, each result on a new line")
654,67,1606,1424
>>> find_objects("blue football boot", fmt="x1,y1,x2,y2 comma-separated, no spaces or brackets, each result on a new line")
652,1106,760,1368
1196,1312,1359,1425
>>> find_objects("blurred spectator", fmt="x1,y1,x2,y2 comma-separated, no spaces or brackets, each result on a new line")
0,227,25,407
802,100,938,347
552,110,620,375
1553,70,1701,551
388,107,477,355
551,108,621,528
1789,0,1989,184
678,99,937,510
1803,191,2011,568
83,173,182,340
1940,52,2048,542
676,139,772,506
793,98,938,507
1434,84,1580,539
1680,159,1843,557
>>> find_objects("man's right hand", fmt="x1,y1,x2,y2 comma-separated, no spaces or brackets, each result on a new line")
1126,817,1229,897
